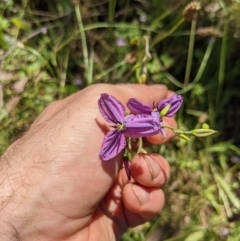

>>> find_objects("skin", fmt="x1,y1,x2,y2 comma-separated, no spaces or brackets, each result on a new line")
0,84,177,241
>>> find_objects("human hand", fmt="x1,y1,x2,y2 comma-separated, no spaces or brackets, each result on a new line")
0,84,176,241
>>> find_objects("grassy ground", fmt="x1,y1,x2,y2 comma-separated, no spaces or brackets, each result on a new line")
0,0,240,240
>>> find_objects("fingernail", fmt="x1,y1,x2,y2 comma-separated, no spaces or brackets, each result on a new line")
131,184,150,205
144,155,161,180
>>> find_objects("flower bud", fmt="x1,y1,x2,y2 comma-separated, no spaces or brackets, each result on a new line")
202,123,210,129
178,133,190,141
191,128,217,137
160,104,171,117
159,95,183,117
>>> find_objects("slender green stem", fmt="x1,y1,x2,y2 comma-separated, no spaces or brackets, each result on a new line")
216,20,228,105
74,2,89,84
184,14,197,87
153,50,183,88
60,50,70,88
150,4,180,29
177,37,216,94
137,138,143,153
24,46,55,76
135,138,147,154
108,0,117,27
122,0,130,21
15,0,28,38
95,60,126,80
150,18,184,48
127,138,132,160
87,46,94,85
141,36,152,74
161,124,177,132
162,125,191,135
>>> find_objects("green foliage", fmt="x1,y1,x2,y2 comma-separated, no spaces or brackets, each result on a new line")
0,0,240,240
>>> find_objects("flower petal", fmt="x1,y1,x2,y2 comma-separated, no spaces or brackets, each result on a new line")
124,114,160,138
157,98,169,111
126,98,152,115
157,95,183,117
100,130,126,161
159,118,167,138
166,95,183,117
151,110,160,119
98,93,125,123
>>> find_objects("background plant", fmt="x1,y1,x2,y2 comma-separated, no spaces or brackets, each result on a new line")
0,0,240,240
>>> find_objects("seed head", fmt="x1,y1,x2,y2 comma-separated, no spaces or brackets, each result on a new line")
196,27,222,37
183,1,201,21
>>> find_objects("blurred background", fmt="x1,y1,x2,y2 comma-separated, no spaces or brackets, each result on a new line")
0,0,240,240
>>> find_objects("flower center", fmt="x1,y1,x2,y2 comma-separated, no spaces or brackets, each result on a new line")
117,122,126,131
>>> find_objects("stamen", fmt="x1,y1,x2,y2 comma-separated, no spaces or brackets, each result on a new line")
109,125,117,129
152,101,156,109
117,123,126,131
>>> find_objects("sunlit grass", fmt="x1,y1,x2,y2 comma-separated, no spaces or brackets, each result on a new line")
0,0,240,240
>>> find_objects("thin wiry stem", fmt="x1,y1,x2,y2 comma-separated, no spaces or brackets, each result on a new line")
95,60,125,81
74,1,89,84
177,37,216,94
87,46,94,85
184,14,198,87
150,18,184,48
15,0,28,38
216,20,228,105
108,0,117,27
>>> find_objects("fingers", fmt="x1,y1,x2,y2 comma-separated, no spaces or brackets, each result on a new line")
115,84,168,107
123,185,165,226
130,153,170,187
120,153,170,226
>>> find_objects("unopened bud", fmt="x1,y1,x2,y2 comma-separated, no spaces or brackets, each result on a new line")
202,123,210,129
178,133,190,141
158,95,183,117
191,128,217,137
160,104,171,117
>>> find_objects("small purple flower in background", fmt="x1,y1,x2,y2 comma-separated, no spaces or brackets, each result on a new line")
127,95,183,137
98,93,160,161
74,76,82,86
41,27,48,34
139,14,147,23
219,227,229,237
116,37,126,47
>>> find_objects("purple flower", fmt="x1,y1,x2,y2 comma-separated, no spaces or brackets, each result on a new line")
126,95,183,137
98,93,160,161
